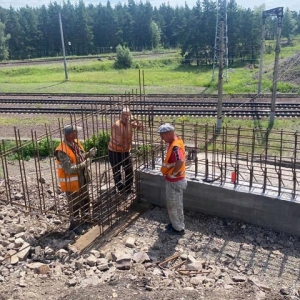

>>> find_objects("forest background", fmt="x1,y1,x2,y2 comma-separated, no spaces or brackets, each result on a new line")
0,0,299,63
0,0,299,151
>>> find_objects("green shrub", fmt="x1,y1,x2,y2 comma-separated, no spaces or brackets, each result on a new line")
84,132,110,158
1,133,110,161
1,139,60,161
270,81,296,93
135,144,153,159
22,139,60,158
114,44,133,69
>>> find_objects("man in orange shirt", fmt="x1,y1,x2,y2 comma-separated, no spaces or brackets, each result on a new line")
108,107,143,194
158,123,188,235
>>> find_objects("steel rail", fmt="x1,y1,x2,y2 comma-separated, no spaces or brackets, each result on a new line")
1,106,300,117
1,92,300,99
1,98,300,108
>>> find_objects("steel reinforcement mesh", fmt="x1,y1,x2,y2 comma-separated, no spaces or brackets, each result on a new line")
1,106,300,234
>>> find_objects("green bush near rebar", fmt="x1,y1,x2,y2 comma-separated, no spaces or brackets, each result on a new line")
135,144,153,159
1,139,60,161
1,133,110,161
22,139,60,158
30,139,57,160
84,132,110,158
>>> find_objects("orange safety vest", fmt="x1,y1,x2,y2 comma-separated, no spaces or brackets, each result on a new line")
55,140,84,192
161,137,186,178
108,120,133,152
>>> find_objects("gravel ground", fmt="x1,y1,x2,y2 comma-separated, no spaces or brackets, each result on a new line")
1,197,300,300
1,107,300,300
1,155,299,300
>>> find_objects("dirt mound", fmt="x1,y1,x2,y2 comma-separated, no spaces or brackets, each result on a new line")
277,51,300,85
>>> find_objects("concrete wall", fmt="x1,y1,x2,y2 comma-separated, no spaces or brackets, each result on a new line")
137,171,300,237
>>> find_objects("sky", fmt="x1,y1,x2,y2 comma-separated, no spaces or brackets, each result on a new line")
1,0,299,11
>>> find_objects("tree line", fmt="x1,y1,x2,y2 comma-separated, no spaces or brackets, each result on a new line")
0,0,299,64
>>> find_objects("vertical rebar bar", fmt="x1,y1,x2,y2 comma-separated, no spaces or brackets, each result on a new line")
194,123,198,178
292,131,298,200
0,141,11,205
262,129,270,193
45,124,59,215
278,130,283,196
204,124,209,180
235,127,241,186
15,128,30,211
250,128,256,190
32,130,45,212
220,125,226,184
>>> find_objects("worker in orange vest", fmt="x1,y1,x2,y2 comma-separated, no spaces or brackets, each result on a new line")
158,123,188,235
55,124,97,234
108,107,143,194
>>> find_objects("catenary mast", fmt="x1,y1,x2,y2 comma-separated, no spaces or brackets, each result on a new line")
213,0,228,131
212,0,228,82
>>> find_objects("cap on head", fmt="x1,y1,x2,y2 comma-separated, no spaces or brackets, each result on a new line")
157,123,175,133
63,124,82,136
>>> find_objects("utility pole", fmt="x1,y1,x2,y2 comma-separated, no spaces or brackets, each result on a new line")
59,12,68,80
216,21,224,132
212,0,228,82
256,7,283,124
270,8,283,124
257,16,266,94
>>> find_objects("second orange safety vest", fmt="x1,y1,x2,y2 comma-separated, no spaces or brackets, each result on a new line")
160,137,186,178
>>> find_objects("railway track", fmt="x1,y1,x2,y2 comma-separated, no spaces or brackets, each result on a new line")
1,106,300,117
1,93,300,117
1,98,300,109
1,92,300,99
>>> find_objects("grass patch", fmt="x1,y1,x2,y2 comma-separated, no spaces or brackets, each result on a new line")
160,116,300,132
0,38,299,94
0,115,54,126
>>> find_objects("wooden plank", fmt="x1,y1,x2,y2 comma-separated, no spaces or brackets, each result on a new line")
71,200,153,253
70,225,101,253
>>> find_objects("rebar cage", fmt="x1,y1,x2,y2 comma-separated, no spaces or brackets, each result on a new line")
1,105,300,234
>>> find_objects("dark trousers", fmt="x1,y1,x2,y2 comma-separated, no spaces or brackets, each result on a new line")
108,150,133,192
66,186,90,218
66,185,90,229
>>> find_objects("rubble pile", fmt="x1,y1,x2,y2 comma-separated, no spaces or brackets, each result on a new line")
1,203,300,299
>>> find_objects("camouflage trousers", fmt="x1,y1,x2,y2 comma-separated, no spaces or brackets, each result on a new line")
66,184,90,220
165,179,188,231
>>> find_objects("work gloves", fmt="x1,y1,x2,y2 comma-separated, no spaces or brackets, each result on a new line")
84,158,92,168
89,147,98,158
